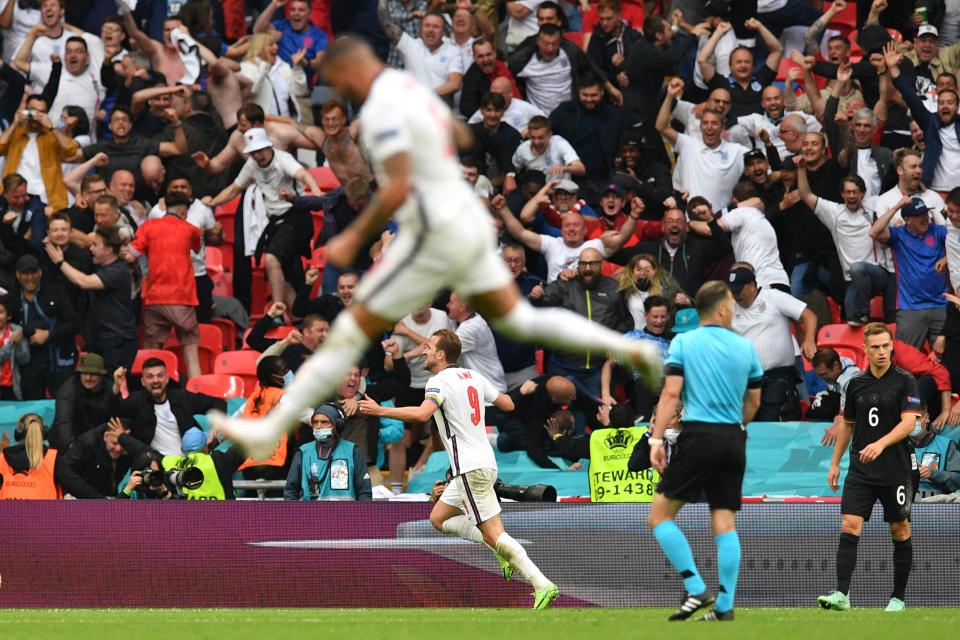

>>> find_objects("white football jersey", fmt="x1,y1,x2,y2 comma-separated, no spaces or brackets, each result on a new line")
425,367,499,475
360,68,486,234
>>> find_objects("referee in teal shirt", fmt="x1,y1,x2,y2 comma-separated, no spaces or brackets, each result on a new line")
648,280,763,622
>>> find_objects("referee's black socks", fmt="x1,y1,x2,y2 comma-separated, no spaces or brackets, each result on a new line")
836,532,860,595
892,538,913,601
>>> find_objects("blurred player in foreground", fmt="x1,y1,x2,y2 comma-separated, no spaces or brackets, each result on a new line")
819,323,920,613
359,330,559,608
209,39,660,482
648,281,763,622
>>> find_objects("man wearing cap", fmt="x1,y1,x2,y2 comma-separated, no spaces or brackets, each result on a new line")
203,127,321,311
899,24,960,110
887,43,960,196
161,427,246,500
656,78,749,213
730,262,818,421
52,353,123,451
511,116,585,184
743,148,784,212
871,195,949,351
872,149,947,231
519,179,600,236
550,72,624,184
594,182,664,240
8,253,78,400
284,404,372,501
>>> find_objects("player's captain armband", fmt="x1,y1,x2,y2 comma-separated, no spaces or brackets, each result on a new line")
425,388,442,404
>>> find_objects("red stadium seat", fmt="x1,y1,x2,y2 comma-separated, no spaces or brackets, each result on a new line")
776,57,803,82
211,271,233,298
131,349,180,382
833,345,865,369
869,296,885,321
212,317,239,351
826,1,857,35
163,324,224,376
214,350,262,395
186,374,247,399
827,298,842,325
309,166,341,192
216,195,241,216
205,246,225,277
563,31,584,49
817,323,864,348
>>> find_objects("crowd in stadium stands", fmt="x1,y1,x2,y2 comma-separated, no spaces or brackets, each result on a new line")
1,0,960,501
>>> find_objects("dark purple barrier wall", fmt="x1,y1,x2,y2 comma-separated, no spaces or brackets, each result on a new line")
0,502,957,607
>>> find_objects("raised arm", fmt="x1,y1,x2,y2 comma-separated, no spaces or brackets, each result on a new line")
655,77,684,146
253,0,282,34
601,197,642,253
492,194,542,252
294,167,322,195
359,394,438,424
804,0,846,55
870,194,912,243
887,42,932,131
745,17,783,73
121,11,160,59
132,84,184,117
12,23,44,74
64,152,108,194
45,244,105,290
377,0,404,45
795,157,819,210
696,21,731,85
157,108,188,157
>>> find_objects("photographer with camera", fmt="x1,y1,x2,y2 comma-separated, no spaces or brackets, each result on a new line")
160,427,246,500
119,450,174,500
284,404,372,501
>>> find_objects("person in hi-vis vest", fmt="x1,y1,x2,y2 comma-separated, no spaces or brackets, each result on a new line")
0,413,63,499
160,427,246,500
284,404,372,500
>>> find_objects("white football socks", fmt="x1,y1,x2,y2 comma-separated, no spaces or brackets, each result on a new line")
268,311,371,428
495,532,550,590
492,299,649,363
441,515,485,544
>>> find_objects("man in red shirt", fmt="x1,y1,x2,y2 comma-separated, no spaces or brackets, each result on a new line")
126,192,202,380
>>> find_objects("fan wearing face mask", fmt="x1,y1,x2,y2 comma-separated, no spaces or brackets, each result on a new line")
283,403,372,501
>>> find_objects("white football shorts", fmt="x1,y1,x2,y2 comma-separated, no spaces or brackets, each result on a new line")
439,467,501,525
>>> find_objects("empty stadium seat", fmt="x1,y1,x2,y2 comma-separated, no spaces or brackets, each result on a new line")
212,317,239,351
563,31,583,48
817,323,864,348
186,374,247,399
214,350,262,394
131,349,180,382
205,246,225,277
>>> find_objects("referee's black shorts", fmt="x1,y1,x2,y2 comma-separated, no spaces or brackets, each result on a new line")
841,476,912,523
656,422,747,511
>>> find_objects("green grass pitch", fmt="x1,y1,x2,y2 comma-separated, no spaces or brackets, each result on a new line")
1,607,959,639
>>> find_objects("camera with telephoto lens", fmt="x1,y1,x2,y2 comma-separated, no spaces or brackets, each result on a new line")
494,479,557,502
166,466,204,491
139,469,165,489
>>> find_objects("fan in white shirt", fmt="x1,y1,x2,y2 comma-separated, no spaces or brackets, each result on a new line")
358,329,559,607
379,4,463,101
656,77,748,212
510,116,584,183
12,1,103,92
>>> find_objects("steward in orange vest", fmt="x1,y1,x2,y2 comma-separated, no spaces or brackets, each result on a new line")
0,413,62,499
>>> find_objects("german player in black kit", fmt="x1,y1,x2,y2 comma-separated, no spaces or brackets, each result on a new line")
819,323,921,613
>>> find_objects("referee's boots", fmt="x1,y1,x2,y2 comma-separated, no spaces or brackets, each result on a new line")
668,591,715,621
